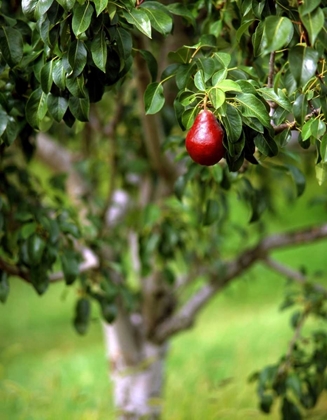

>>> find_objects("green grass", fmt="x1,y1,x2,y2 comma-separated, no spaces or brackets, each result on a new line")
1,180,327,419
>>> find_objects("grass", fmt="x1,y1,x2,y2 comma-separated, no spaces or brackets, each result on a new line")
1,180,327,419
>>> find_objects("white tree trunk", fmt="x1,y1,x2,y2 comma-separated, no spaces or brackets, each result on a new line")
103,319,167,420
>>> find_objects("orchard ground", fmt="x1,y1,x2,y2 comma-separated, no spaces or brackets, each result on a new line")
1,175,327,420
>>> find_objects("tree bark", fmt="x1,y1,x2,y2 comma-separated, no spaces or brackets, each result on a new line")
103,317,167,420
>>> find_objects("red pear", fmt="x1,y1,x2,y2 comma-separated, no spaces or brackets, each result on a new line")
185,110,225,166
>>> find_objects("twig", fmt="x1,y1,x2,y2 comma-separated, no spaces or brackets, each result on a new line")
267,51,275,89
264,257,327,297
0,247,99,284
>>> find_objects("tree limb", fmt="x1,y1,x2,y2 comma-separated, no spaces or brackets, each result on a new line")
153,223,327,343
0,247,99,284
264,257,327,297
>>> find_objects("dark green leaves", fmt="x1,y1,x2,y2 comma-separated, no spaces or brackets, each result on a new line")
68,40,87,78
61,249,80,285
289,46,319,87
221,104,242,143
47,94,69,122
91,31,107,73
68,96,90,122
73,298,91,335
0,26,23,67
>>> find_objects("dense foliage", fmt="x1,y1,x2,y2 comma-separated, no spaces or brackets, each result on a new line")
1,1,327,419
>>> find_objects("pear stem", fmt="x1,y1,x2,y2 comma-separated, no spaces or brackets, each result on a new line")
203,95,208,111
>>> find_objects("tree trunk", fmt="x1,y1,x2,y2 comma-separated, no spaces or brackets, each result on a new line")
103,319,168,420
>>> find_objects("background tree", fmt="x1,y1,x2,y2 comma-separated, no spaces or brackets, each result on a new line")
1,0,327,419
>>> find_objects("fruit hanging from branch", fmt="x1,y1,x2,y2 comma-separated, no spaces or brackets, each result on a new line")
185,109,225,166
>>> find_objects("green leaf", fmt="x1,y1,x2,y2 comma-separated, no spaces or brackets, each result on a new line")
25,88,48,129
40,61,54,94
301,118,316,141
299,0,321,16
21,221,37,240
0,27,23,67
100,300,117,323
293,94,307,125
289,46,319,86
166,3,195,27
236,19,255,43
52,59,66,90
144,82,165,115
315,162,327,185
68,96,90,122
68,40,87,78
66,75,87,98
182,107,199,130
221,104,242,143
212,69,227,85
72,2,94,37
216,79,242,93
320,133,327,163
203,199,219,226
254,133,278,157
22,0,38,19
260,16,293,55
123,9,152,39
209,88,225,110
91,31,107,73
235,93,270,127
176,63,195,89
213,52,231,68
139,49,158,82
0,111,9,137
27,234,46,265
197,58,216,82
174,175,187,201
116,27,133,60
61,249,80,285
258,88,292,112
287,164,306,196
141,1,172,36
311,119,326,139
301,7,324,46
281,397,302,420
74,298,91,335
93,0,108,16
2,117,19,146
168,45,194,64
56,0,75,11
194,70,206,91
47,94,69,122
35,0,54,19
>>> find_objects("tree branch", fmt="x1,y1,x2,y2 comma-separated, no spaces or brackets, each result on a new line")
0,247,99,284
153,223,327,343
264,257,327,297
